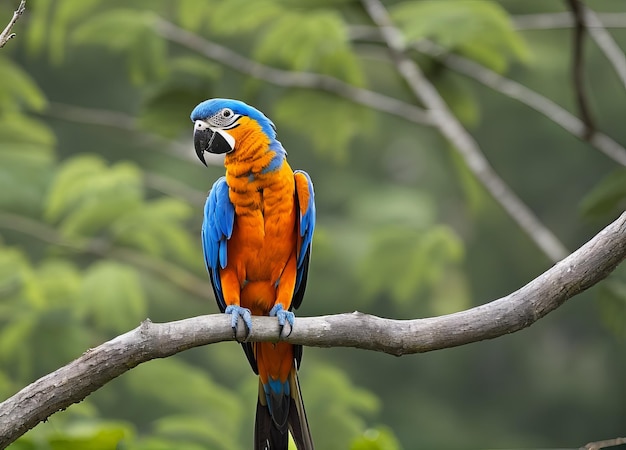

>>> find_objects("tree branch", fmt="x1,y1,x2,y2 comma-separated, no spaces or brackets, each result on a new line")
565,0,596,139
348,27,626,166
581,5,626,91
360,0,569,262
412,40,626,167
0,0,25,49
1,211,625,449
152,18,433,126
581,437,626,450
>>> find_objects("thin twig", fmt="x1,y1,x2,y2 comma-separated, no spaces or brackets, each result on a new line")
361,0,569,262
566,0,596,139
0,0,25,48
582,5,626,91
1,211,625,448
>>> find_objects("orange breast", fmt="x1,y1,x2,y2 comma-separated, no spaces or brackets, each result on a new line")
225,162,297,315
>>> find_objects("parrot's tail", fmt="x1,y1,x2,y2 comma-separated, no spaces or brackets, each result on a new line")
254,367,314,450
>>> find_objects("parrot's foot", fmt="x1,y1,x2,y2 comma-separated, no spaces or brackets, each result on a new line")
224,305,253,340
269,304,295,338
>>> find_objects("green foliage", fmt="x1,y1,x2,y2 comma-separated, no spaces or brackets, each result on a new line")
303,364,380,450
0,57,47,113
124,359,243,450
25,0,104,62
351,426,403,450
111,198,197,265
206,0,281,36
435,72,480,126
274,91,374,161
596,279,626,339
0,115,56,214
579,169,626,219
360,223,465,308
77,261,146,334
138,57,221,138
45,155,143,237
72,9,166,84
253,9,364,84
1,0,624,449
390,0,530,72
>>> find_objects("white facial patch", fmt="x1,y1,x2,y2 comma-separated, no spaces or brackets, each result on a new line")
214,128,236,150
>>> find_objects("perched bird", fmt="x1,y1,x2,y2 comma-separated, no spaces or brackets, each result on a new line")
191,98,315,450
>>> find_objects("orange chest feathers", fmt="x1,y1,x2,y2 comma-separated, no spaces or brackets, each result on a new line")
225,163,298,285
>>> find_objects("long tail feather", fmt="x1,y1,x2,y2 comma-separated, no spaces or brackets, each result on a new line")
287,368,314,450
254,368,314,450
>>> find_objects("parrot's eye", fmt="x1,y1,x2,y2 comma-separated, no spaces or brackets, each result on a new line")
208,108,239,128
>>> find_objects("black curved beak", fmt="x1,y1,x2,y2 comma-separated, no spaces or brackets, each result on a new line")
194,125,211,166
194,121,234,166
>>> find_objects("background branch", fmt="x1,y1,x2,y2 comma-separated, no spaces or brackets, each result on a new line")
0,0,25,49
582,4,626,91
0,211,624,449
361,0,569,262
152,18,433,126
566,0,596,139
412,40,626,166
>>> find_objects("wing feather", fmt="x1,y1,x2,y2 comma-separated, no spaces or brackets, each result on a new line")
201,176,234,312
292,171,315,311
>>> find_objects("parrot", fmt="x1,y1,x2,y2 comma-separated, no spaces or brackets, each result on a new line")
191,98,315,450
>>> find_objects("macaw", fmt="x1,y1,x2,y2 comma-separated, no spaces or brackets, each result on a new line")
191,98,315,450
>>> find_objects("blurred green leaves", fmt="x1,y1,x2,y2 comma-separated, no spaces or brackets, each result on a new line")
45,155,143,237
390,0,530,72
0,0,623,449
580,169,626,219
274,92,374,160
72,9,166,84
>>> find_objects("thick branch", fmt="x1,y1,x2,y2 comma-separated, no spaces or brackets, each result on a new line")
0,0,25,49
361,0,569,262
1,211,625,449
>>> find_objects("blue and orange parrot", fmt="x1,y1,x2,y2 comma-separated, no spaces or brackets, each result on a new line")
191,98,315,450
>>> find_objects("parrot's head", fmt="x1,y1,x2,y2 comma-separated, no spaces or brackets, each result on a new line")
190,98,283,168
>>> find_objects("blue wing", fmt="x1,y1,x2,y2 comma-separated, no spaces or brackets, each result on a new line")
292,170,316,310
201,176,234,313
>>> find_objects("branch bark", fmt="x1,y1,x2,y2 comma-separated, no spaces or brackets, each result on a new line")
0,0,25,49
1,211,625,449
